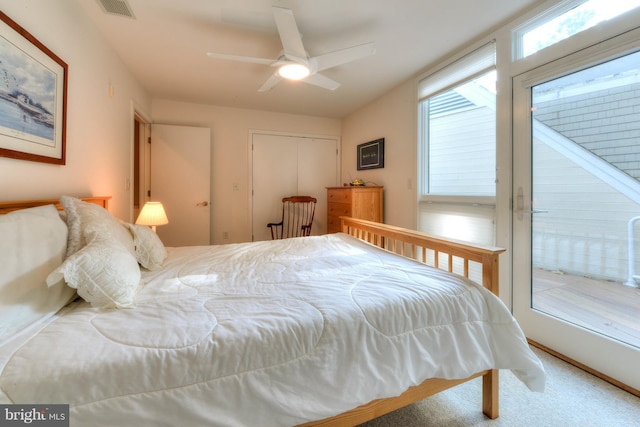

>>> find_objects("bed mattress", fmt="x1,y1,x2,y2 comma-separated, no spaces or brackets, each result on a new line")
0,233,545,426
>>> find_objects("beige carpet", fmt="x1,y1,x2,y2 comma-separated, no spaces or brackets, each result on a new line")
358,347,640,426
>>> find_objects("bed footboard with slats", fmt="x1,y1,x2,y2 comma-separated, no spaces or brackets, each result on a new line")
340,216,504,295
295,217,507,427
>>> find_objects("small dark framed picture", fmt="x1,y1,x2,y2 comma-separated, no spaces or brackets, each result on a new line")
357,138,384,170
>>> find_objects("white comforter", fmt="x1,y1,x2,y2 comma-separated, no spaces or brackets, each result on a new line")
0,233,544,426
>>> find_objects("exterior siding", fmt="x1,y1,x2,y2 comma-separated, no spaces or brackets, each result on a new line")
419,105,496,251
530,76,640,284
429,106,496,195
532,138,640,283
534,82,640,180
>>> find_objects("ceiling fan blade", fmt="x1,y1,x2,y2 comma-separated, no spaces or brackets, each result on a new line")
272,7,307,60
310,42,376,72
258,73,281,92
302,73,340,91
207,51,275,65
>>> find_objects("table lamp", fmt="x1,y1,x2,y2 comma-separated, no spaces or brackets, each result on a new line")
135,201,169,232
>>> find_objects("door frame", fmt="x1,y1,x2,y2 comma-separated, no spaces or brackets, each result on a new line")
512,28,640,391
248,129,341,240
131,102,152,223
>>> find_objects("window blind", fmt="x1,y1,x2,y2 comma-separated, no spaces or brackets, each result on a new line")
418,41,496,101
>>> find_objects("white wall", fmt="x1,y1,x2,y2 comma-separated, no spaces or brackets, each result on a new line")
151,99,341,244
0,0,150,221
341,79,418,229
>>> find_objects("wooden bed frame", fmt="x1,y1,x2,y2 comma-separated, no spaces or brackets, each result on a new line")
298,217,506,427
0,197,505,426
0,196,110,215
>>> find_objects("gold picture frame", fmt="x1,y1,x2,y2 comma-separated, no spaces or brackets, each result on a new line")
0,11,67,165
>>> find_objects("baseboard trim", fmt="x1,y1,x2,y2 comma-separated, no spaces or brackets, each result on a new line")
528,339,640,398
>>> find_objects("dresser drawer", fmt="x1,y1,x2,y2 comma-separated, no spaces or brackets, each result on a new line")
327,189,352,204
327,202,351,217
327,215,343,233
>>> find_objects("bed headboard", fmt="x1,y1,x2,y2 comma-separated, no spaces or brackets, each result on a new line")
0,196,111,215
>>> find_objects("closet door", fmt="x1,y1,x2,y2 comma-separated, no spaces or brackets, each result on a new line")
252,133,299,242
251,132,338,241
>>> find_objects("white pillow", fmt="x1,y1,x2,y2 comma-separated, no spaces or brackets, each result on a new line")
0,205,76,341
47,224,142,309
60,195,135,258
124,223,167,270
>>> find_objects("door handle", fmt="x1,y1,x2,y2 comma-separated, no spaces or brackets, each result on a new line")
196,201,209,207
515,187,548,219
521,208,549,214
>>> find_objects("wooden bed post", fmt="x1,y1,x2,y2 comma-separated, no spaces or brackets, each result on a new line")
483,369,499,419
482,253,501,295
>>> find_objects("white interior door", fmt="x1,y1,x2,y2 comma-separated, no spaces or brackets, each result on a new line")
150,124,211,247
251,133,338,241
513,40,640,391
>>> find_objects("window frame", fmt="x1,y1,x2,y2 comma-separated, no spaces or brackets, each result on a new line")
512,0,640,61
417,42,497,206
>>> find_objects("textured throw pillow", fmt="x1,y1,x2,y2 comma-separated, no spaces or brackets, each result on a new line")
0,205,76,341
124,223,167,270
47,224,142,309
60,195,135,258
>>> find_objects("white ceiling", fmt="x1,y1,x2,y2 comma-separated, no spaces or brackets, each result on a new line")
77,0,541,118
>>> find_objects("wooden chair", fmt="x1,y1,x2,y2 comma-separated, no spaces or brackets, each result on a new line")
267,196,317,239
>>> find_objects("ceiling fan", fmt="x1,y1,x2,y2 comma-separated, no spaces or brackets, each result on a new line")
207,6,375,92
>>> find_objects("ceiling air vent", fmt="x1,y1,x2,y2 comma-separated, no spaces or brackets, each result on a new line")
96,0,135,19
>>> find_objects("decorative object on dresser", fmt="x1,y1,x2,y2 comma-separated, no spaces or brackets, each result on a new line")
326,186,383,233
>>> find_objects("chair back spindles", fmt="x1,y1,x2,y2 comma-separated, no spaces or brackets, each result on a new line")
267,196,317,239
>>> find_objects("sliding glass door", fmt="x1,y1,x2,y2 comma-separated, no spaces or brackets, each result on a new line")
513,35,640,391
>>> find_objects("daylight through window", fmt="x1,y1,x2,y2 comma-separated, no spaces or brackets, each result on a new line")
416,42,497,245
514,0,640,59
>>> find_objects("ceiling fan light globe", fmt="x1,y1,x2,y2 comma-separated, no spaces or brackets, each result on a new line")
278,63,310,80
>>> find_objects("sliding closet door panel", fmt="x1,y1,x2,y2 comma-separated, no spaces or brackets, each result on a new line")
251,133,338,241
297,137,338,235
252,134,298,242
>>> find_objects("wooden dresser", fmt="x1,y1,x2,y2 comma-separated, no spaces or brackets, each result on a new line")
326,186,383,233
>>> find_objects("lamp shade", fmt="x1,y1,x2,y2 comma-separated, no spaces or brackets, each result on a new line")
135,202,168,231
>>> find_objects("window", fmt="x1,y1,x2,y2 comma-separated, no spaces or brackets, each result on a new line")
419,70,496,196
417,42,496,245
513,0,640,59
